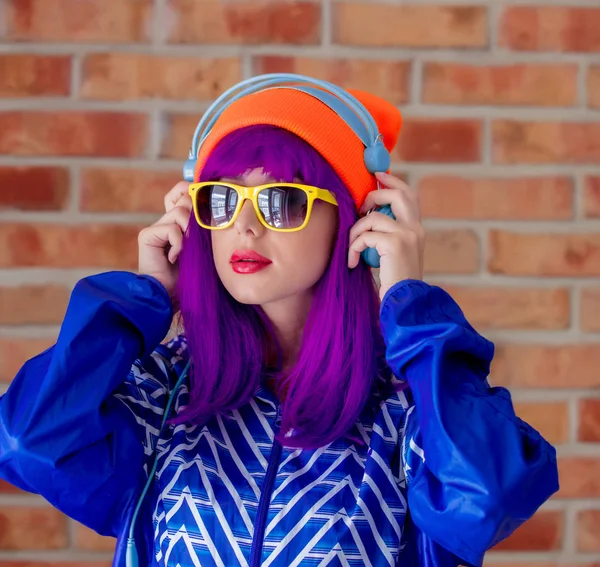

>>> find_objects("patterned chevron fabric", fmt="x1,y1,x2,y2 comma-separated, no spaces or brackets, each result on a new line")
114,335,423,567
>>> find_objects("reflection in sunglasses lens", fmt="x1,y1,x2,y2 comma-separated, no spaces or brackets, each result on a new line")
198,184,238,227
258,187,308,229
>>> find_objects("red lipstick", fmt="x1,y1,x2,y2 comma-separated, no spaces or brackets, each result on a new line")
230,249,272,274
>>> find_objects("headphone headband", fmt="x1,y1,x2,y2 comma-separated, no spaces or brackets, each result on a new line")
183,73,391,182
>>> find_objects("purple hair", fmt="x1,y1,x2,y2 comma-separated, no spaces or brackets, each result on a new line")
174,125,386,449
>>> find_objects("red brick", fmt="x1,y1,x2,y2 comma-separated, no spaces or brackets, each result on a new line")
0,338,55,383
424,230,479,275
254,57,411,104
584,176,600,218
579,398,600,442
581,288,600,333
419,176,573,220
0,167,69,211
558,458,600,498
493,121,600,164
489,232,600,277
0,285,70,325
167,0,321,45
4,0,152,42
0,112,147,157
513,402,569,445
162,113,197,159
81,168,180,213
444,286,570,330
74,524,116,551
423,63,577,106
81,54,241,101
0,55,71,97
0,507,68,550
491,344,600,389
577,510,600,551
334,4,487,48
500,7,600,52
0,480,23,494
589,66,600,108
397,119,481,163
0,224,141,269
493,511,563,551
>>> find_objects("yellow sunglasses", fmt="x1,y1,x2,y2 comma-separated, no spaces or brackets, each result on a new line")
188,182,338,232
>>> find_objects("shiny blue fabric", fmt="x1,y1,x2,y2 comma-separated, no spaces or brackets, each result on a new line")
380,281,559,565
0,272,559,566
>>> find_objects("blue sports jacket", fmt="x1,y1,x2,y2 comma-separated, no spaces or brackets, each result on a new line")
0,272,559,567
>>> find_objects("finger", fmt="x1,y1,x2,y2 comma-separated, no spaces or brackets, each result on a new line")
139,224,183,264
374,171,407,189
164,181,190,213
348,232,398,269
167,234,183,264
153,205,191,234
175,193,193,213
360,186,419,225
361,188,419,226
139,223,183,249
348,211,401,244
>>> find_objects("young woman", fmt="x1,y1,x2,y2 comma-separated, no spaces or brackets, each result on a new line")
0,75,558,567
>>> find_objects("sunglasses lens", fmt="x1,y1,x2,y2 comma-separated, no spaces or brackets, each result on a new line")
196,184,239,227
257,186,308,229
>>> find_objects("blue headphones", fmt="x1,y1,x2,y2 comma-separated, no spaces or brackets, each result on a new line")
183,73,396,269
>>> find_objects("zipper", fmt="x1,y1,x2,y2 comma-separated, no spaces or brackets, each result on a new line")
249,405,283,567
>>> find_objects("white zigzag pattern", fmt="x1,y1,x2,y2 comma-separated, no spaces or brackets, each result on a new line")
116,337,417,567
263,464,398,566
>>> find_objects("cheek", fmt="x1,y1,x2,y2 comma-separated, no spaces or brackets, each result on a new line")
291,205,338,273
210,232,229,273
311,203,338,253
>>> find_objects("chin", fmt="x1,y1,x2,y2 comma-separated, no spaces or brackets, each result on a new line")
226,286,286,306
220,273,304,307
215,261,323,308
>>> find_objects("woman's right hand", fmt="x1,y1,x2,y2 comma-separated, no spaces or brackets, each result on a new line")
138,181,193,309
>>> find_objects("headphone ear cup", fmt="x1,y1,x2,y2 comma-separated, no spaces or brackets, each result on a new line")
361,246,382,269
363,141,390,174
360,204,395,269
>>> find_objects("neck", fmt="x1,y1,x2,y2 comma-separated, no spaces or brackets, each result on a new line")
261,291,313,372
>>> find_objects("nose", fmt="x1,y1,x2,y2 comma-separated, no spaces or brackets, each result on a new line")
234,199,265,238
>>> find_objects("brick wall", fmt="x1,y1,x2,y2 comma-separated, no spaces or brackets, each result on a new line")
0,0,599,565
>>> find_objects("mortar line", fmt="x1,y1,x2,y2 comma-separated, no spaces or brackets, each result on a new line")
2,94,600,117
410,56,422,105
68,164,82,213
70,52,82,99
3,42,600,64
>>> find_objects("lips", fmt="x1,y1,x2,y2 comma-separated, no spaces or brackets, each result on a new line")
230,249,272,274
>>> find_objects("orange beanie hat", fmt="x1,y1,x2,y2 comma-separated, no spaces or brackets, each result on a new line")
194,85,402,209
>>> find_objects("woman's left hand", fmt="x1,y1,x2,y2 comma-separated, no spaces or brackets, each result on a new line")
348,172,425,301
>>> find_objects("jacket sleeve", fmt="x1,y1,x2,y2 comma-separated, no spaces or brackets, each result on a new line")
0,271,175,537
380,280,559,567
